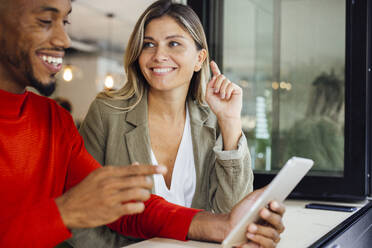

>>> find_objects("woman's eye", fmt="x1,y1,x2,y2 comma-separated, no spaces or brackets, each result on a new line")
143,42,155,48
63,20,71,26
169,41,180,47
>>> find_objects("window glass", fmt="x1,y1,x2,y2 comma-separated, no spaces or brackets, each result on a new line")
223,0,345,176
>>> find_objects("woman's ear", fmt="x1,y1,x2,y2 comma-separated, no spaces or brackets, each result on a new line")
194,48,207,72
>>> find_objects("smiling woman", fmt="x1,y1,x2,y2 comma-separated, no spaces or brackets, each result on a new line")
81,0,253,212
70,0,254,247
0,0,71,96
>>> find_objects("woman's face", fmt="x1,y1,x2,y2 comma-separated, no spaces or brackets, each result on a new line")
138,15,206,94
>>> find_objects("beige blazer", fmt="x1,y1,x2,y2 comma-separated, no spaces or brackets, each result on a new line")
68,91,253,248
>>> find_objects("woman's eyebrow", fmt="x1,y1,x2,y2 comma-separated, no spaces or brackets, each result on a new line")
143,35,186,40
165,35,186,40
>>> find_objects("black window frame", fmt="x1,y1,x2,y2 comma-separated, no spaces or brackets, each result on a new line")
189,0,371,201
367,0,372,197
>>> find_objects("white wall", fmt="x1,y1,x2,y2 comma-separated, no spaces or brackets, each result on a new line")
55,54,125,122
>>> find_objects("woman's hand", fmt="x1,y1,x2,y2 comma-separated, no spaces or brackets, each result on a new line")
205,61,243,121
205,61,243,150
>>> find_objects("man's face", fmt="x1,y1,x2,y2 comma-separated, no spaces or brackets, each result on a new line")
0,0,71,96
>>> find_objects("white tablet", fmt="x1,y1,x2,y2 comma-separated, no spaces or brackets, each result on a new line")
221,156,314,248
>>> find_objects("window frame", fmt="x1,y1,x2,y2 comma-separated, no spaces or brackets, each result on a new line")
367,0,372,197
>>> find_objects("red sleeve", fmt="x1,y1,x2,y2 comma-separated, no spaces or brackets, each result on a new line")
107,195,202,241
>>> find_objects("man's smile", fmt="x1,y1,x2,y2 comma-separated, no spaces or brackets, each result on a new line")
36,52,63,73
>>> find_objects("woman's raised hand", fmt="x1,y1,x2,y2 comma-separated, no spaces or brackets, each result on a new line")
205,61,243,121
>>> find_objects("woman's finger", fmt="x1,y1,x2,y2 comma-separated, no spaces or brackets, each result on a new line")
210,60,221,76
207,75,217,90
213,74,226,94
219,78,231,99
225,82,236,100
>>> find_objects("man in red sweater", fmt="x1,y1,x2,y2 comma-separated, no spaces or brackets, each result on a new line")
0,0,285,247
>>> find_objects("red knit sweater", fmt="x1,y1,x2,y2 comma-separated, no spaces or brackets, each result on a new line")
0,89,200,247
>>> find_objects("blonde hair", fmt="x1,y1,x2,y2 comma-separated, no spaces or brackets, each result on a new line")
97,0,210,111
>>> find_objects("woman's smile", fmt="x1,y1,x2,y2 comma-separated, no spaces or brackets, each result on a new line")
151,67,177,75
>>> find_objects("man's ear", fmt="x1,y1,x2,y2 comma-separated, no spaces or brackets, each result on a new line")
194,48,207,72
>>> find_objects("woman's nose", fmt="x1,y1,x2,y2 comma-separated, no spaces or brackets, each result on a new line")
153,46,169,62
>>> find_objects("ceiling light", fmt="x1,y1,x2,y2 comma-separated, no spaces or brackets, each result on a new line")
104,74,114,89
63,65,73,82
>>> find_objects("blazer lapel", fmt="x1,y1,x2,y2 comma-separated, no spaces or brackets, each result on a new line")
188,100,216,180
124,91,152,165
125,125,152,164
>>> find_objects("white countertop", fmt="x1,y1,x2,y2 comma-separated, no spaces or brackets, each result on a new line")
125,199,367,248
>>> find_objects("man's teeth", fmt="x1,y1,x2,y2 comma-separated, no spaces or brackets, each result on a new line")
41,55,63,66
153,68,173,73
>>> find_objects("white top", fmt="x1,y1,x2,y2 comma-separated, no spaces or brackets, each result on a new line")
151,106,196,207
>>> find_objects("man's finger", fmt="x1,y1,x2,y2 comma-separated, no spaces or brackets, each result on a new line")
99,175,153,191
248,223,280,243
210,60,221,76
119,202,146,216
118,175,153,189
116,188,152,203
259,208,285,233
269,201,286,216
240,242,261,248
247,232,276,248
106,188,151,205
105,164,167,178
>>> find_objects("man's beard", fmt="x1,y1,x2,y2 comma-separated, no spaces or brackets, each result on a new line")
25,63,56,97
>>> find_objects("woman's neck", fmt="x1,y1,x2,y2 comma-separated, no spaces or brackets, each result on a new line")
147,88,188,122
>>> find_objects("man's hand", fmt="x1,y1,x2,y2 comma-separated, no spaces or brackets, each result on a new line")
228,188,285,248
55,163,166,229
188,188,285,248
